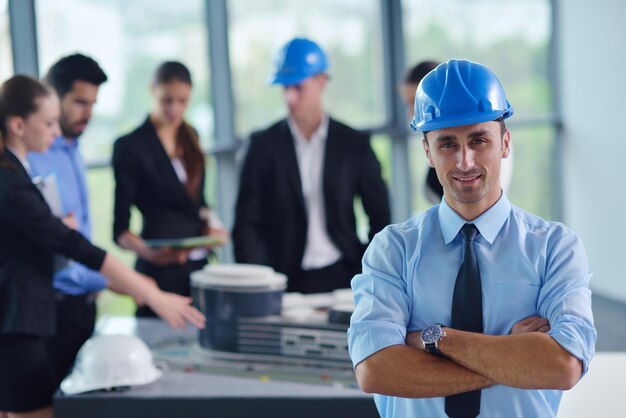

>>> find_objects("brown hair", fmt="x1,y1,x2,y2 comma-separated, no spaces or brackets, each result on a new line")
404,61,439,85
44,53,107,99
153,61,205,200
177,122,205,200
0,75,51,155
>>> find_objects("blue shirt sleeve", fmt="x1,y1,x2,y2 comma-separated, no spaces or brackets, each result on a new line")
53,262,108,295
348,227,412,367
540,229,596,377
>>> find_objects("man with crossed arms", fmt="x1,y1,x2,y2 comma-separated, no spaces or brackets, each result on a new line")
348,59,595,418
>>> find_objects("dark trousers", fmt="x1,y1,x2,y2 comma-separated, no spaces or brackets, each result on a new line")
288,259,358,294
43,292,97,387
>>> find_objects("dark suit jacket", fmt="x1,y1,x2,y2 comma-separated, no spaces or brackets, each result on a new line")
112,117,208,243
0,150,105,336
233,117,391,282
112,118,209,296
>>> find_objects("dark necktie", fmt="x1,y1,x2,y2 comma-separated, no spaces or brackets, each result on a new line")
445,223,483,418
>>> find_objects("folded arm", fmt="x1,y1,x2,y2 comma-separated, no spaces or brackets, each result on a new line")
350,226,595,399
432,231,595,390
433,328,581,390
356,315,554,397
356,344,495,398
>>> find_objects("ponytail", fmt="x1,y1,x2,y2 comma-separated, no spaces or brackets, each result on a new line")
178,122,205,200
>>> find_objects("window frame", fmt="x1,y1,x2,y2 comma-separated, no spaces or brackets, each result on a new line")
10,0,562,264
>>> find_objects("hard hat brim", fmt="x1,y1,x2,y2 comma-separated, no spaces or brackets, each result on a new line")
60,367,162,395
268,72,319,86
411,109,513,133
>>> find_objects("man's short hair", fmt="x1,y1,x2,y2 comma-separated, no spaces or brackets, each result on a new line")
44,53,108,98
404,61,439,85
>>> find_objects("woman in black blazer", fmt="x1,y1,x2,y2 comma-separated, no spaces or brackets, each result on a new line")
112,61,226,317
0,76,205,417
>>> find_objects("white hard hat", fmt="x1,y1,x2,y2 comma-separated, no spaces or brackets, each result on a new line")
61,334,162,395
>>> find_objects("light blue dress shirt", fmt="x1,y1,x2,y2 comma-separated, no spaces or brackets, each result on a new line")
28,137,107,295
348,194,596,418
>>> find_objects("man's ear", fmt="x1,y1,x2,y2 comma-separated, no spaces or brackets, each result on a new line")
422,137,434,167
501,129,511,159
317,74,328,91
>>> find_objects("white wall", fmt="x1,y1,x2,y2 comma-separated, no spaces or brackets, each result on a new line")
558,0,626,301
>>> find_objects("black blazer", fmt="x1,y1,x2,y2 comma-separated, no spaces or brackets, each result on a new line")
0,150,105,336
112,117,208,244
233,117,391,280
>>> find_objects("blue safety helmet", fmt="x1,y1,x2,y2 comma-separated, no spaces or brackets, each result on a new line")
410,59,514,132
268,38,329,86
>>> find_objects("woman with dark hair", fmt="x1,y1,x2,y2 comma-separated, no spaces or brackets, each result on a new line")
112,61,227,317
0,76,204,418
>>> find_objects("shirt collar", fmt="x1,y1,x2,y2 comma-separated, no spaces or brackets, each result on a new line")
5,144,31,173
438,192,511,245
288,113,329,146
50,136,79,151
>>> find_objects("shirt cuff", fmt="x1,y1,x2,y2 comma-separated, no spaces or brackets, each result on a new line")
348,320,407,368
548,316,597,377
53,263,108,295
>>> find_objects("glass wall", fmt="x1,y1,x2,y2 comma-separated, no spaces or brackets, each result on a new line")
35,0,214,316
34,0,214,260
35,0,213,163
0,0,12,81
402,0,555,219
228,0,387,137
22,0,556,316
228,0,393,250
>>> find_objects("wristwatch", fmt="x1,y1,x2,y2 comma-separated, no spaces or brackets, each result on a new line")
421,324,447,356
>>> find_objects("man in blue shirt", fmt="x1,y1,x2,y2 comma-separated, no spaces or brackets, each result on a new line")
348,59,596,418
28,54,108,387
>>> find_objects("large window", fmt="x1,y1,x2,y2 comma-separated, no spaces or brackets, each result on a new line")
228,0,387,137
35,0,214,251
35,0,214,316
402,0,555,219
24,0,557,317
0,0,11,81
228,0,393,247
35,0,213,163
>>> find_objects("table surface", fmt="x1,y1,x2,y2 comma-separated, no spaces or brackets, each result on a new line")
558,351,626,418
54,317,623,418
54,316,378,418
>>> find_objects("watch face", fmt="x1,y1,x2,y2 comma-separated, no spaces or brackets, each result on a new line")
421,324,443,344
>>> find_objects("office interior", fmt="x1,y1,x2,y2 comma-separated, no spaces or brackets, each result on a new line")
2,1,624,417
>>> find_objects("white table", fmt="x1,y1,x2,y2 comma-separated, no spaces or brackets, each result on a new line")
559,352,626,418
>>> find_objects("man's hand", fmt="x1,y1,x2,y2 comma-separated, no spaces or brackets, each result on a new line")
405,330,423,350
511,315,551,334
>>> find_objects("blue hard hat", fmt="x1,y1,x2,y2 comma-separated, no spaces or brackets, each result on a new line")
410,59,514,132
268,38,329,86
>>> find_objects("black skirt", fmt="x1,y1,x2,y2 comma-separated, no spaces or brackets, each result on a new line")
0,334,57,412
